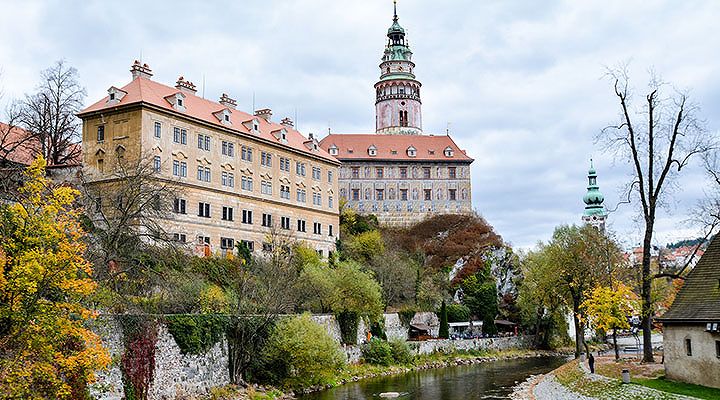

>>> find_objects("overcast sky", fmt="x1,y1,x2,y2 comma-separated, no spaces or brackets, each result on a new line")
1,0,718,249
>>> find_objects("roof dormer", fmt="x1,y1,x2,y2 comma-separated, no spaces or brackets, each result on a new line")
272,128,288,144
407,145,417,158
444,146,454,157
328,144,339,156
165,92,187,112
106,86,127,105
213,108,233,126
368,145,377,157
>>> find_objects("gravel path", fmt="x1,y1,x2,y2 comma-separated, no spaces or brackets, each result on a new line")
534,374,595,400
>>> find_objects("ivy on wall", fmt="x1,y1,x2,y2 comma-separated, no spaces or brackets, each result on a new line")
118,315,158,400
166,314,228,355
336,311,360,345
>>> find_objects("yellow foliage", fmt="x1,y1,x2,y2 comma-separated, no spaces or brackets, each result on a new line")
199,284,231,313
581,283,640,333
0,157,110,398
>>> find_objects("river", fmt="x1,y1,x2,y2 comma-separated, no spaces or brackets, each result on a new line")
300,356,568,400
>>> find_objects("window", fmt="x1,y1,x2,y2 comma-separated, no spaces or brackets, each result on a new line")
328,224,334,236
222,172,234,187
297,219,306,233
423,167,431,179
241,145,253,161
399,167,407,179
281,216,291,230
376,167,384,178
313,222,322,235
197,134,211,151
220,237,235,250
197,166,211,182
97,125,105,142
173,160,187,177
222,141,235,157
449,189,457,201
173,233,187,243
352,189,360,201
716,341,720,358
280,184,290,199
329,196,334,209
154,122,162,138
177,98,184,107
261,151,272,167
153,156,161,172
400,189,408,200
262,242,273,252
448,167,457,179
296,162,306,176
261,180,272,195
241,240,254,252
262,213,273,227
686,338,692,356
109,92,115,101
222,206,234,221
173,198,186,214
241,176,253,191
97,158,104,173
173,127,187,144
376,189,384,200
312,167,321,180
352,167,360,179
328,170,333,182
312,192,322,206
198,202,211,218
197,235,211,245
242,209,253,224
280,157,290,172
296,189,306,203
424,189,432,201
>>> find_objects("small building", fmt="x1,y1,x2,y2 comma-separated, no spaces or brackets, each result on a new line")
659,236,720,389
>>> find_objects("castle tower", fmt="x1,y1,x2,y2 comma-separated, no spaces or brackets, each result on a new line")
582,160,608,232
375,1,422,135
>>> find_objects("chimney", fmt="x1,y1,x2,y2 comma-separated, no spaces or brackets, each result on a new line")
175,76,197,94
130,60,153,80
280,117,294,128
308,132,314,140
219,93,237,109
254,108,272,121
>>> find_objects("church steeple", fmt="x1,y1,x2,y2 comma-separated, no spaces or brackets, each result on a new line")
375,1,423,135
582,159,608,231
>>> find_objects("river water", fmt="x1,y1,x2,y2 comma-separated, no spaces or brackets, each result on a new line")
300,356,568,400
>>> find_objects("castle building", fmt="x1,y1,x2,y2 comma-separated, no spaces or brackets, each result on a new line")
581,160,607,232
319,2,474,226
78,62,340,256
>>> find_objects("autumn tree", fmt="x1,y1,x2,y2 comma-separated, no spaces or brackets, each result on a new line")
0,157,109,398
602,67,714,362
581,283,640,360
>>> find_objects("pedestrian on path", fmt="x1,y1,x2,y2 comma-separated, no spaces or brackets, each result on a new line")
588,352,595,374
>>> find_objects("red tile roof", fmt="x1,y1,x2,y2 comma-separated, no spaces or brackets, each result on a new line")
0,123,82,166
319,133,473,162
78,77,338,164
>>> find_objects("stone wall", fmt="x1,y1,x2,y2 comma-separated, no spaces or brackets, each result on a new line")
407,335,536,356
664,324,720,389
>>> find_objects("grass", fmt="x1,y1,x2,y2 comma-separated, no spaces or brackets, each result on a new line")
634,376,720,400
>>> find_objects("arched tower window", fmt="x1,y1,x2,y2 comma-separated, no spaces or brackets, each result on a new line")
399,110,409,127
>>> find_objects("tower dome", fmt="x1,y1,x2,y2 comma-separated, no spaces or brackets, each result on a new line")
582,159,608,231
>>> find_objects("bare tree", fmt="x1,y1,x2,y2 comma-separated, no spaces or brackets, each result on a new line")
20,60,85,165
601,66,713,362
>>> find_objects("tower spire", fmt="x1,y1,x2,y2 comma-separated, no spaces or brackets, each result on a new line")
393,0,398,22
582,159,607,231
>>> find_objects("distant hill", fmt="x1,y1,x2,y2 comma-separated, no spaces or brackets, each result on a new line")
666,236,714,250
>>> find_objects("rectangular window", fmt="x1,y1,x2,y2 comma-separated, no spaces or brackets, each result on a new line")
449,189,457,201
222,141,235,157
173,160,179,176
297,189,306,203
352,167,360,179
198,235,211,245
262,213,273,227
352,189,360,201
399,167,407,179
376,189,384,200
328,224,333,236
280,185,290,199
313,222,322,235
242,209,253,224
262,242,273,252
261,151,272,167
296,162,306,176
400,189,408,201
222,206,234,221
198,202,211,218
686,338,692,356
97,158,104,173
312,167,321,180
153,156,161,172
329,196,334,209
222,171,235,187
280,157,290,172
173,198,186,214
261,180,272,195
154,122,162,138
424,189,432,201
241,145,253,161
313,192,322,206
241,176,253,191
97,125,105,142
297,219,306,232
241,240,254,252
448,167,457,179
423,167,431,179
220,237,235,250
281,216,291,230
376,167,384,178
328,170,333,183
716,341,720,358
173,233,187,243
174,127,181,143
197,134,211,151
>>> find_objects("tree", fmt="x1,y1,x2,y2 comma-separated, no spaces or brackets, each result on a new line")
461,270,499,335
20,60,85,166
0,157,110,398
438,300,449,339
581,283,640,360
602,67,713,362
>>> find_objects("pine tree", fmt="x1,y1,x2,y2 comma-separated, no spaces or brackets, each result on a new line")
439,300,449,339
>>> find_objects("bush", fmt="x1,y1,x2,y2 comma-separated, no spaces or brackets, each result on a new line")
446,304,471,323
438,300,449,339
261,314,344,389
398,308,416,327
361,339,394,366
389,340,413,364
336,311,360,345
166,314,228,355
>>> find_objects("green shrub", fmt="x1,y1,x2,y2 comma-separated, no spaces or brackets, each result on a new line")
446,303,471,323
398,308,416,327
166,314,228,355
388,339,413,364
438,300,449,339
336,311,360,345
261,314,344,389
361,338,393,366
370,320,387,340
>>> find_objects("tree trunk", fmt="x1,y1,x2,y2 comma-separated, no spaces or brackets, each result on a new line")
572,296,583,359
641,222,655,363
613,328,619,361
